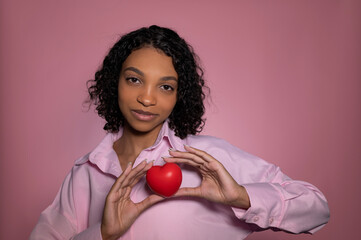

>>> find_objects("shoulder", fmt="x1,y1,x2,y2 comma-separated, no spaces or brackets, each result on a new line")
62,152,93,185
59,151,115,198
72,132,121,175
74,152,91,166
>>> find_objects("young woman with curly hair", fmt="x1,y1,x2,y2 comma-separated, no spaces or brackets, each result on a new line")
31,25,329,240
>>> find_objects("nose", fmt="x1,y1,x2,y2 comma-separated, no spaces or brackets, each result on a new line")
137,87,156,107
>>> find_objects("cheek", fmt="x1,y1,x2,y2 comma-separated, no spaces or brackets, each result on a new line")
118,86,133,102
117,91,130,111
166,96,177,112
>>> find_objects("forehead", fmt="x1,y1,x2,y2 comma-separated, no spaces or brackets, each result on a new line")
122,47,177,76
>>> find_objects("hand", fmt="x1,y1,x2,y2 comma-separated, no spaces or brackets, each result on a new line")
164,145,250,210
101,160,164,240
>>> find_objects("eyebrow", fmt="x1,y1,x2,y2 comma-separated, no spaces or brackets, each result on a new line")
123,67,178,82
124,67,144,76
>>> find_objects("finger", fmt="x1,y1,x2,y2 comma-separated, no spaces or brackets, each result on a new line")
121,160,154,189
137,194,164,212
110,162,133,193
169,146,216,164
120,160,148,189
127,161,154,188
119,184,132,199
183,145,216,163
168,150,205,165
163,157,202,169
173,187,201,198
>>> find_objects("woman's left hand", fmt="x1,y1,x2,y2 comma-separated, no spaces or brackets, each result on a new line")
163,145,250,210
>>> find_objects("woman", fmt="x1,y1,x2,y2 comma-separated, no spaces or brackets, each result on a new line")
30,25,329,240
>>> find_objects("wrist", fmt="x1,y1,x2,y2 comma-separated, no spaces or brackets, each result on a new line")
100,224,121,240
234,185,251,210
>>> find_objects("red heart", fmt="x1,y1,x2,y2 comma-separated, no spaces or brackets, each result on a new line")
146,163,182,197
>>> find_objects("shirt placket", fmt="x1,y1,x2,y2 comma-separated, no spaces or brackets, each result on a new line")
133,149,151,167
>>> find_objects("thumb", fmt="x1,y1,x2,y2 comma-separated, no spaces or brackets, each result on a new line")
173,187,201,198
137,194,164,212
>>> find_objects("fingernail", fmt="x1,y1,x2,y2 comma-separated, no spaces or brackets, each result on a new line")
169,148,176,152
184,144,190,148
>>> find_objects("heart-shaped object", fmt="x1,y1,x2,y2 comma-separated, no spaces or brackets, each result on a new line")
146,162,182,197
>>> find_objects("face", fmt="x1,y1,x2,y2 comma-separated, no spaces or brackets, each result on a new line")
118,47,178,135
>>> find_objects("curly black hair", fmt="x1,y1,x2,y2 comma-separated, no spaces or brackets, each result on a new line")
86,25,207,139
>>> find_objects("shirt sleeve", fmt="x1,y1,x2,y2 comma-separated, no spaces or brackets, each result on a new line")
29,170,103,240
232,164,330,234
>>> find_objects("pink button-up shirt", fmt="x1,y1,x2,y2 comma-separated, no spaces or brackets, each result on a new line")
30,122,329,239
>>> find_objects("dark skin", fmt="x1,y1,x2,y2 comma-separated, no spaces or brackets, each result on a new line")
101,143,251,240
101,47,178,240
101,47,250,240
112,123,159,171
101,159,163,240
165,145,251,210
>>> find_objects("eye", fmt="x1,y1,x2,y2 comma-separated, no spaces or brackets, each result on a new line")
160,84,175,91
126,77,141,85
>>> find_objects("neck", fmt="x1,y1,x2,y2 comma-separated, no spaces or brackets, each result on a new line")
113,122,163,163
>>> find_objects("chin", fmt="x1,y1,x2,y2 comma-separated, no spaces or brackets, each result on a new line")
127,120,164,134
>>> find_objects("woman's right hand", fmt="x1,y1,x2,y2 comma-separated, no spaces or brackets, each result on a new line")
101,160,164,240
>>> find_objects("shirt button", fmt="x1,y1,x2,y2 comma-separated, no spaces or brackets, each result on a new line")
253,216,259,222
269,218,274,224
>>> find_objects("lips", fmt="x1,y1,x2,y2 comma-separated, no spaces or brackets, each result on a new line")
131,109,158,121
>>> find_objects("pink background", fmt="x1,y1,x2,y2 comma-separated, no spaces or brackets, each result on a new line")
1,0,360,239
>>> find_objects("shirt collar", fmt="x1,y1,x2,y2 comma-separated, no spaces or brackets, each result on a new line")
75,120,185,173
146,120,184,151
